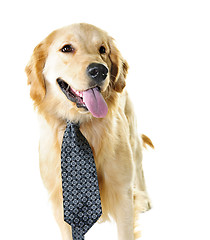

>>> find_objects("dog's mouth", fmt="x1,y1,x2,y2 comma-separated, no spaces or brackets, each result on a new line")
57,78,87,110
57,78,108,118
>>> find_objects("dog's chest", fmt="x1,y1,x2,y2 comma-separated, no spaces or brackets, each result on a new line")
57,121,108,164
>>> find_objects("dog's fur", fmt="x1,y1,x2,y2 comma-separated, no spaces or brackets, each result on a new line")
26,23,152,240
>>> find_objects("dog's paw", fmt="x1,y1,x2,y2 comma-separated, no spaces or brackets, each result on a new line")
134,189,152,213
141,197,152,213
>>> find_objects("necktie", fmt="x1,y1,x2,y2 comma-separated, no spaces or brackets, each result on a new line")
61,121,102,240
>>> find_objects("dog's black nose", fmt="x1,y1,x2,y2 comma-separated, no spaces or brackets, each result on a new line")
87,63,108,83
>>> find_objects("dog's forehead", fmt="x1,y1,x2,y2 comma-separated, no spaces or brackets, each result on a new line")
55,23,109,46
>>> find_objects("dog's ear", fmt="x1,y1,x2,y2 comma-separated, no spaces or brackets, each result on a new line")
25,41,48,105
26,31,57,106
109,38,129,93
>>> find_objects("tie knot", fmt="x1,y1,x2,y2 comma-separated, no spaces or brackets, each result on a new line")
67,120,80,128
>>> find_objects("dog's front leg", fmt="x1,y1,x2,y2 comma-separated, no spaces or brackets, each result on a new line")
50,185,73,240
115,188,134,240
101,170,135,240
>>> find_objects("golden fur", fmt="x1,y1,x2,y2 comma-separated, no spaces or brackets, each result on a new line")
26,23,152,240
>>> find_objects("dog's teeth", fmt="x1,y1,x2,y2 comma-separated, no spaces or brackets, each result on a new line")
70,87,83,98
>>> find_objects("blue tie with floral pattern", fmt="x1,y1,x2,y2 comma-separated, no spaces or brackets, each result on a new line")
61,121,102,240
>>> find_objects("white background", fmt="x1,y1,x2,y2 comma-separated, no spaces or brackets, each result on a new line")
0,0,210,239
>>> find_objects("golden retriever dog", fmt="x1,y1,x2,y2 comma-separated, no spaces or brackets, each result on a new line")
25,23,153,240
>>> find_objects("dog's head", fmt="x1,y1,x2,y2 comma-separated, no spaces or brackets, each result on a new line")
26,23,128,122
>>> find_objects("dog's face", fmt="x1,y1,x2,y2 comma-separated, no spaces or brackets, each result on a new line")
26,23,128,122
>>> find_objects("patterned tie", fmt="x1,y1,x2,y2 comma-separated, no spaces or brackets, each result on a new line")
61,121,102,240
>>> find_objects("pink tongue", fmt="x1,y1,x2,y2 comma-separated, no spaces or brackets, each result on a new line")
83,87,108,118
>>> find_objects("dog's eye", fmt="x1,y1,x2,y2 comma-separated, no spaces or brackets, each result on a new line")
99,46,106,54
60,44,74,53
